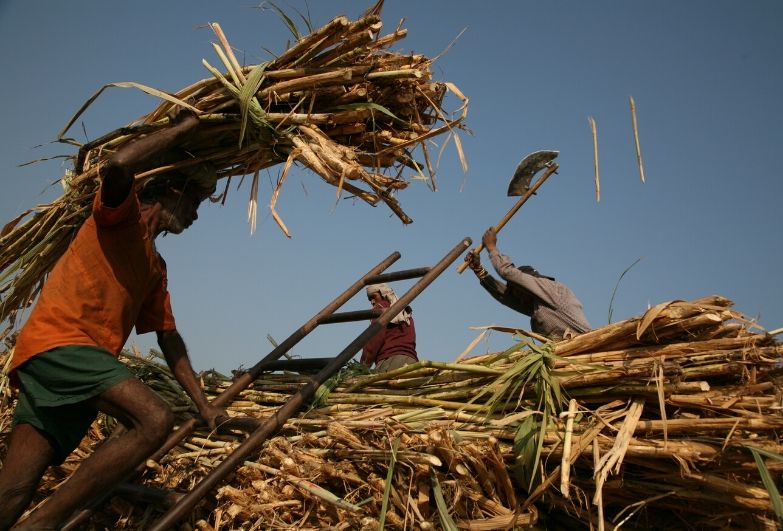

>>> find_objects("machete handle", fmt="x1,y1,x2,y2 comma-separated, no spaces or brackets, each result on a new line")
457,163,558,274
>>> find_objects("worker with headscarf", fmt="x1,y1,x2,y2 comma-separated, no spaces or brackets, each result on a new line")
361,283,419,371
466,227,591,340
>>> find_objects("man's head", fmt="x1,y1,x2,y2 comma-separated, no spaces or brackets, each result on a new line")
154,184,201,234
517,265,555,281
366,283,396,307
366,283,412,325
139,163,217,234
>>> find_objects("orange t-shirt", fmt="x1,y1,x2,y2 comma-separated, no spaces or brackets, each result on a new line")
11,187,176,372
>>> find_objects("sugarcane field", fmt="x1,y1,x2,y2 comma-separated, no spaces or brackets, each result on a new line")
0,2,781,530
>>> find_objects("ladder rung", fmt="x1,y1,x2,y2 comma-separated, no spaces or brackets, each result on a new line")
364,267,431,285
317,308,382,324
216,416,262,433
252,357,332,372
114,482,182,507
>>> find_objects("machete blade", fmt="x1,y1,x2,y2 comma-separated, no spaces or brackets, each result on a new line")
507,149,559,196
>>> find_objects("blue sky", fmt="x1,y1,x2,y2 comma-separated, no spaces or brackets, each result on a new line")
1,1,781,374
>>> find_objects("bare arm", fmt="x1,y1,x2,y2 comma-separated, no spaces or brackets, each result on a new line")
101,110,202,207
157,329,226,429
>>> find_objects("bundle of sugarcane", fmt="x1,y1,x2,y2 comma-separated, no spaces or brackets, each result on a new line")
1,295,781,529
0,2,468,336
0,351,538,530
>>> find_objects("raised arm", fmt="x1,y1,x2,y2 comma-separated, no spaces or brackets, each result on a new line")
482,228,558,308
101,110,202,207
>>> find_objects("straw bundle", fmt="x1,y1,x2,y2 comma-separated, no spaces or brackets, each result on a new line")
1,295,781,529
0,3,468,336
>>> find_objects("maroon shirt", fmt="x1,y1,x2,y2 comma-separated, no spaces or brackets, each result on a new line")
361,300,418,367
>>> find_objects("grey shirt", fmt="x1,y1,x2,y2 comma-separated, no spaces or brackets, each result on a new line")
485,249,591,339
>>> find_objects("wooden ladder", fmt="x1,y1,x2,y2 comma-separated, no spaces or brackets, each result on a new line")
63,236,471,530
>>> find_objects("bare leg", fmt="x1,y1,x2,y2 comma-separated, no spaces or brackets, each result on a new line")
0,424,57,529
13,377,173,530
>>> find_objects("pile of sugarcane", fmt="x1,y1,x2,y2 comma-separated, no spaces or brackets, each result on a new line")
2,295,782,529
0,2,468,335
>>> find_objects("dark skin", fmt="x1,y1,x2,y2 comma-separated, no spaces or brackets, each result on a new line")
0,109,226,530
482,227,498,252
465,227,499,271
368,291,384,309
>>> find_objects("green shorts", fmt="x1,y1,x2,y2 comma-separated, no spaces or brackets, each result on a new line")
13,345,133,464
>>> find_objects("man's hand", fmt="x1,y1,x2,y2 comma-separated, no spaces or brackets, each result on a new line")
199,403,229,431
465,249,488,280
482,227,498,251
465,250,481,271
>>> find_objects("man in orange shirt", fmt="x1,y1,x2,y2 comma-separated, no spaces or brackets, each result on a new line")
0,109,226,530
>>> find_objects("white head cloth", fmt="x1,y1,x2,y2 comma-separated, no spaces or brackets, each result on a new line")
366,283,411,325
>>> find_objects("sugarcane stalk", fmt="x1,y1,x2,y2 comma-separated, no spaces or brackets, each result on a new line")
324,392,489,412
636,417,783,433
559,336,760,366
629,96,646,183
268,16,351,69
309,29,376,67
257,68,354,100
371,29,409,50
567,381,710,397
345,360,502,393
560,398,578,498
